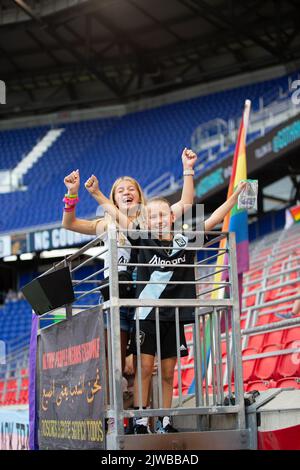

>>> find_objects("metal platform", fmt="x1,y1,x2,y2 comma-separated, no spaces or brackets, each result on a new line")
107,429,251,450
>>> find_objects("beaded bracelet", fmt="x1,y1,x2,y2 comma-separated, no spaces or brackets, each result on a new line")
183,169,194,176
62,196,79,206
65,193,78,199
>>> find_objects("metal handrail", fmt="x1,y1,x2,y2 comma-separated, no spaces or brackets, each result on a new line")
242,276,300,299
243,265,300,288
35,227,246,443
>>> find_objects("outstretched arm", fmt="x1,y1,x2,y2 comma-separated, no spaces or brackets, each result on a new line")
204,181,248,231
171,148,197,219
62,170,105,235
85,175,132,230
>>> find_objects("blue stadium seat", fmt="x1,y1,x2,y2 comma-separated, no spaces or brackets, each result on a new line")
0,71,298,232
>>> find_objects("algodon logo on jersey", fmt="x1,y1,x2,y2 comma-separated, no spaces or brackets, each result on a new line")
174,236,187,248
149,254,186,266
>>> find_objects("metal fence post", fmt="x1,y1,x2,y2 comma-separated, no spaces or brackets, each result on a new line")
228,232,246,430
107,224,124,440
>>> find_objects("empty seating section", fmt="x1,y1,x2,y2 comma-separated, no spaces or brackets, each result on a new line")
0,72,298,233
237,224,300,392
0,351,29,406
0,299,32,343
0,126,46,170
0,265,102,406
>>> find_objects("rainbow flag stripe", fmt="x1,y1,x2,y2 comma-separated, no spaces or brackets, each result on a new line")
290,205,300,223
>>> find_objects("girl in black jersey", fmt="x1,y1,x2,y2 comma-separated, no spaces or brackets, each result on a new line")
62,149,197,374
127,184,247,434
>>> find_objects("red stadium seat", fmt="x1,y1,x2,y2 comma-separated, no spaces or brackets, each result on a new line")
18,389,29,404
21,377,29,388
246,295,256,308
263,329,284,347
276,377,300,389
277,341,300,378
221,341,227,356
246,380,276,392
256,314,272,326
6,379,17,391
254,344,282,380
242,348,258,382
223,383,235,393
248,334,265,351
3,391,17,406
0,381,4,404
202,384,214,395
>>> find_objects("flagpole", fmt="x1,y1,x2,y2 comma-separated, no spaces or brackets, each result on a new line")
243,99,251,135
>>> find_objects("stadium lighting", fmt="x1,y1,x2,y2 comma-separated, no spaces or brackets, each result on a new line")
20,253,35,261
3,255,17,262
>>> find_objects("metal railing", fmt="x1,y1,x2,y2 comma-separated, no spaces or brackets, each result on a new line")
241,224,300,351
37,227,247,448
144,75,300,200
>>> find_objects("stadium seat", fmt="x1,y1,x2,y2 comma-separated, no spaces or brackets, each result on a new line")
18,389,29,404
283,327,300,344
0,381,4,404
277,341,300,378
276,377,300,389
254,344,282,381
223,383,235,393
248,334,265,350
2,391,17,406
6,379,17,391
246,380,276,392
256,314,273,326
21,377,29,388
242,348,258,382
263,329,284,347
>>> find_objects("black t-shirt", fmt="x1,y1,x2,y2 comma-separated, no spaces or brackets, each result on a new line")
128,231,196,322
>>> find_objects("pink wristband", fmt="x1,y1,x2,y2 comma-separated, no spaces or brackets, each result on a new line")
62,196,79,206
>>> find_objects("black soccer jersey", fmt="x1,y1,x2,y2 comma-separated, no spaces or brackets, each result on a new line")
129,231,197,323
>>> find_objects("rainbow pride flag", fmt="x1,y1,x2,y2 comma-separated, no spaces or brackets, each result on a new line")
187,101,251,394
290,204,300,223
206,101,251,388
226,101,251,274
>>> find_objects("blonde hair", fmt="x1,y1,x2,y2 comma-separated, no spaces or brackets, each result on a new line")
109,176,146,211
147,196,171,208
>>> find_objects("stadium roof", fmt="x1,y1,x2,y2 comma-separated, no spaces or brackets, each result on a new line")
1,0,300,118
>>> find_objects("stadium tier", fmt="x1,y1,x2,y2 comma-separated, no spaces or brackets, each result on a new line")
0,299,31,343
0,71,298,233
